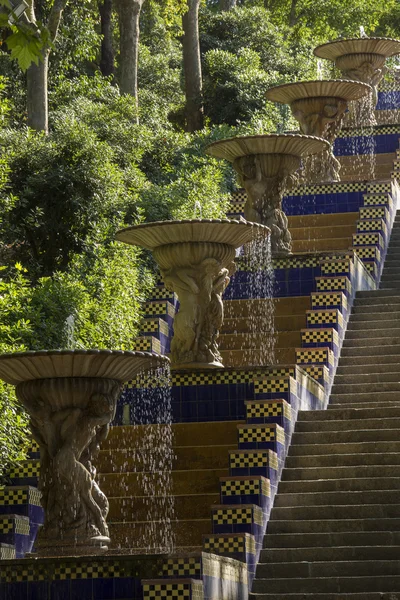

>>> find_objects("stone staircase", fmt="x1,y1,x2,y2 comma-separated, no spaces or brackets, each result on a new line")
250,211,400,598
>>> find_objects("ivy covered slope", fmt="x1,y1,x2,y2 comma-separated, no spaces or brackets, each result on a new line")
0,0,398,479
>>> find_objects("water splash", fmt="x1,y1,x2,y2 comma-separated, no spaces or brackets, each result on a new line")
359,26,367,38
64,314,76,349
193,201,202,219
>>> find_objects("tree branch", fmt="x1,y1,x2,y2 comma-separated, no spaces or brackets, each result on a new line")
47,0,68,42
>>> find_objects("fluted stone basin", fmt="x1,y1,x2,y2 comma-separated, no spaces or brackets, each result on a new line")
265,80,371,181
314,37,400,111
116,219,269,370
205,134,329,253
0,349,169,556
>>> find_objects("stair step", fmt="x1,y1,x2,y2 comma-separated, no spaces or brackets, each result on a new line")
330,390,400,402
263,530,400,548
285,452,400,468
292,428,400,445
296,417,400,431
331,382,400,393
342,338,400,348
335,362,400,374
301,406,400,420
332,373,400,385
345,328,400,338
274,489,400,507
357,289,400,297
251,574,400,594
289,440,400,456
270,503,400,521
282,464,400,480
278,476,400,494
340,345,400,357
347,319,400,330
256,559,400,578
250,594,390,599
259,544,400,563
350,311,400,321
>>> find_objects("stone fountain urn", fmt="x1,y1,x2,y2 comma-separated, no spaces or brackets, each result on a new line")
205,134,329,254
0,349,168,556
116,219,269,370
314,37,400,121
266,80,371,182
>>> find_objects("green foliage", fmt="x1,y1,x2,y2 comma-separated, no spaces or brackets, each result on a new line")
203,47,278,125
0,265,33,481
0,119,138,279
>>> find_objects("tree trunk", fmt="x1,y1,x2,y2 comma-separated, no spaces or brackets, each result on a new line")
288,0,298,26
27,50,49,133
99,0,115,77
219,0,236,10
25,0,68,133
117,0,142,99
182,0,203,132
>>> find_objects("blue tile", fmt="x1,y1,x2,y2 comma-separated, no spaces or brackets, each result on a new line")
28,581,49,600
70,579,92,600
93,577,114,600
50,580,70,600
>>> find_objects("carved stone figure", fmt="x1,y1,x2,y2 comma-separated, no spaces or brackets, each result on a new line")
291,97,346,183
16,377,122,552
233,154,296,254
162,257,233,367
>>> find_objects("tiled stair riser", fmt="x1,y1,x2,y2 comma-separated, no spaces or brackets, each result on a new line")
117,367,311,425
334,124,400,156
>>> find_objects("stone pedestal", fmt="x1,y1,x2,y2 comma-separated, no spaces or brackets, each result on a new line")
116,219,269,370
0,349,168,556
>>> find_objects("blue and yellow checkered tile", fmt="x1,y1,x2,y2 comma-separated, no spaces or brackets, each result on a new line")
320,258,354,277
229,448,278,482
26,439,40,458
296,347,335,376
147,285,178,305
311,291,348,315
272,255,320,269
306,309,344,333
0,562,49,583
362,193,393,210
211,504,264,538
359,205,389,222
291,181,365,195
0,514,31,557
367,181,393,194
133,335,162,354
303,365,331,388
315,276,352,297
0,486,43,524
159,556,202,579
0,542,15,560
356,218,387,237
253,376,297,402
171,368,267,388
237,423,285,457
220,476,271,513
301,328,339,352
353,245,381,262
245,399,291,432
7,459,40,486
144,300,176,323
362,260,379,279
53,560,123,580
203,532,256,561
140,317,170,337
143,579,204,599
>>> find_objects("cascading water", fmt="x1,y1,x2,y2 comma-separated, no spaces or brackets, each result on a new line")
114,362,176,554
226,229,276,368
